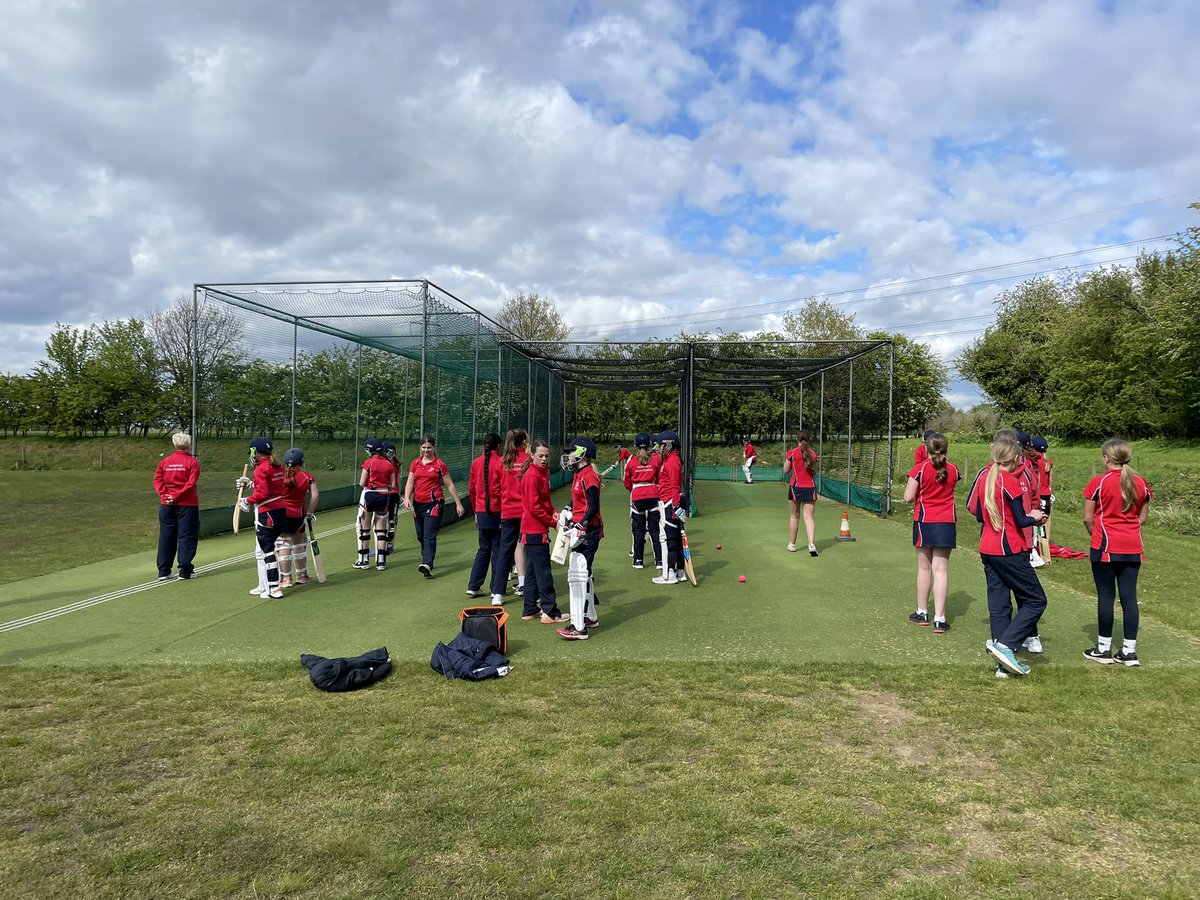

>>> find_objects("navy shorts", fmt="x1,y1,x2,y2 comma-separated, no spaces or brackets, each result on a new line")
788,486,816,502
361,491,388,513
913,521,956,549
282,515,307,534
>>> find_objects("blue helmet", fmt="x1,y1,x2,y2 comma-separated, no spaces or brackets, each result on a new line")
658,430,681,446
561,437,598,470
249,436,273,455
381,440,397,460
1016,430,1032,448
364,437,384,454
634,431,652,449
283,447,304,466
1031,435,1049,452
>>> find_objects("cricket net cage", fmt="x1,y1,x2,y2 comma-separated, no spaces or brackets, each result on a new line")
512,338,897,517
190,281,570,534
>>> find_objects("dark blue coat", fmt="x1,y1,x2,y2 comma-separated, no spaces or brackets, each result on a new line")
430,633,511,680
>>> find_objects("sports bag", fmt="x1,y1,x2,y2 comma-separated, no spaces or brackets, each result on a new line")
459,606,508,654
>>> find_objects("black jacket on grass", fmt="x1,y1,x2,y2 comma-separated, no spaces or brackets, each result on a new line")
301,647,392,692
430,633,510,680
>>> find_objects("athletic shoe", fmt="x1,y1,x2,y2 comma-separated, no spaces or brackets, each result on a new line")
1083,647,1113,664
385,543,394,555
267,587,284,600
249,586,266,596
158,574,174,581
808,544,819,557
933,620,950,634
352,559,370,569
787,543,798,552
465,589,482,597
632,561,644,569
418,563,432,578
557,625,590,640
541,612,570,624
1021,636,1044,654
295,575,311,584
675,569,686,581
178,572,194,580
279,577,292,589
994,666,1009,679
376,561,386,572
491,595,504,607
520,611,541,621
908,611,930,626
652,572,678,585
511,582,524,595
987,641,1030,676
584,617,599,629
1114,651,1141,668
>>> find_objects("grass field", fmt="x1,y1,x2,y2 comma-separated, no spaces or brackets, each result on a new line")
2,461,1199,896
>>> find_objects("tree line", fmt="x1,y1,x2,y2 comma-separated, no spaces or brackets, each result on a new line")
0,294,949,444
957,205,1200,439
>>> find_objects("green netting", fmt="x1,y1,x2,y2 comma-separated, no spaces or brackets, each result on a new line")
816,476,885,514
193,281,568,532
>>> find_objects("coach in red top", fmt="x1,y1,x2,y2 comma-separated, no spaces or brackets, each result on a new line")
153,432,201,581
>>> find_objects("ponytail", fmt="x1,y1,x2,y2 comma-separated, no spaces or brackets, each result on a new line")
1102,439,1139,512
927,432,949,484
796,430,816,476
503,428,528,468
984,434,1020,531
481,433,501,513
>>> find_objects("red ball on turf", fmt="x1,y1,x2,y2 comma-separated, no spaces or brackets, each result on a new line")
738,575,746,582
716,543,722,550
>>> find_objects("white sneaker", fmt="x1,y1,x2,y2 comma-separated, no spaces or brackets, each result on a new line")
1030,550,1046,568
491,594,504,606
675,569,686,581
267,587,284,600
787,543,798,552
652,572,678,585
1022,636,1044,654
249,586,266,596
808,544,818,557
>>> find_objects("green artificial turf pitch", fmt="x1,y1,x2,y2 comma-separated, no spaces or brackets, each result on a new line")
2,479,1196,670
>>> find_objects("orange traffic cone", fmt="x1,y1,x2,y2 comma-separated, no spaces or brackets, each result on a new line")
835,511,856,542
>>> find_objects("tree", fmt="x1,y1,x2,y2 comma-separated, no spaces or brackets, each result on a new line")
148,295,246,430
496,292,572,343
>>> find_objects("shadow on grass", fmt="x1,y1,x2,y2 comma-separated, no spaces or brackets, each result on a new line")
0,633,125,665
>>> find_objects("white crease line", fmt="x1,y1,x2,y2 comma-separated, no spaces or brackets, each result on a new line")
0,523,358,633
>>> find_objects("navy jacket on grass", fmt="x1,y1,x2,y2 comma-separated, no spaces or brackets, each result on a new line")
430,633,511,680
301,647,392,692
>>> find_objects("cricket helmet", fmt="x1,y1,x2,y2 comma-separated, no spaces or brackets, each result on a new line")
1016,430,1033,448
283,448,305,466
364,437,384,453
381,440,397,460
634,431,652,449
561,437,598,470
249,436,273,455
1031,435,1049,452
658,430,681,447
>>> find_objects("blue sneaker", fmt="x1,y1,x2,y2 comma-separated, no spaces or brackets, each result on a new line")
987,640,1031,676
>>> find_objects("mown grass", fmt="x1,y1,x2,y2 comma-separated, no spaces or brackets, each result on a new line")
3,661,1199,898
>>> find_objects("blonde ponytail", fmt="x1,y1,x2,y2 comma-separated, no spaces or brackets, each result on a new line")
984,433,1020,531
1102,439,1138,512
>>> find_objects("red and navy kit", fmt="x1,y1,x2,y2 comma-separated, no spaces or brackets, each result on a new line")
1084,471,1152,561
625,455,661,502
744,441,756,461
468,450,503,517
571,464,604,537
1037,453,1053,498
361,456,395,491
520,463,557,541
389,456,403,498
153,451,200,506
500,449,529,519
785,447,819,489
658,451,683,507
616,447,633,469
914,443,929,465
907,460,959,524
246,457,287,512
408,456,449,503
281,470,316,517
966,465,1037,556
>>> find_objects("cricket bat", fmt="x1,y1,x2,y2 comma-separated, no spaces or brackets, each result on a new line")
1038,514,1051,564
233,457,250,534
306,515,327,583
680,529,698,586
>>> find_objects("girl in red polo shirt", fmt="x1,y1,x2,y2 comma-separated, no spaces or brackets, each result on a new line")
402,433,464,578
1082,439,1151,667
783,430,820,556
497,429,529,597
238,436,288,599
903,432,959,632
518,439,567,623
466,433,504,604
276,447,319,589
965,432,1048,676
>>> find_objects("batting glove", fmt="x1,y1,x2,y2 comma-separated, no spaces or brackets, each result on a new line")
235,476,252,491
238,499,252,513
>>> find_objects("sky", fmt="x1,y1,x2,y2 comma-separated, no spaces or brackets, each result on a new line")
2,0,1198,409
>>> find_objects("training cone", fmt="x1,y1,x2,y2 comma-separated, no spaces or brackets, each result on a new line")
835,511,856,542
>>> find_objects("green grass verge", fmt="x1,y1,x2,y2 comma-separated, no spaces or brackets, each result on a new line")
3,662,1199,898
